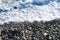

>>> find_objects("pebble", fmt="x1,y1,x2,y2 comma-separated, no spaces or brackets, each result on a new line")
0,19,60,40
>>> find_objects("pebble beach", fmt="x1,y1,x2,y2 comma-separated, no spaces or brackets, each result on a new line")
0,19,60,40
0,0,60,40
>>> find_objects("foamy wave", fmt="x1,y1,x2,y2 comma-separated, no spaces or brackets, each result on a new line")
0,0,60,25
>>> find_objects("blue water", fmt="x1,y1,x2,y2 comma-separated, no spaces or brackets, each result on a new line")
32,0,52,6
0,0,56,12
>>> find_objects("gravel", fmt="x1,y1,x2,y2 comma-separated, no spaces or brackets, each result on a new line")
0,19,60,40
